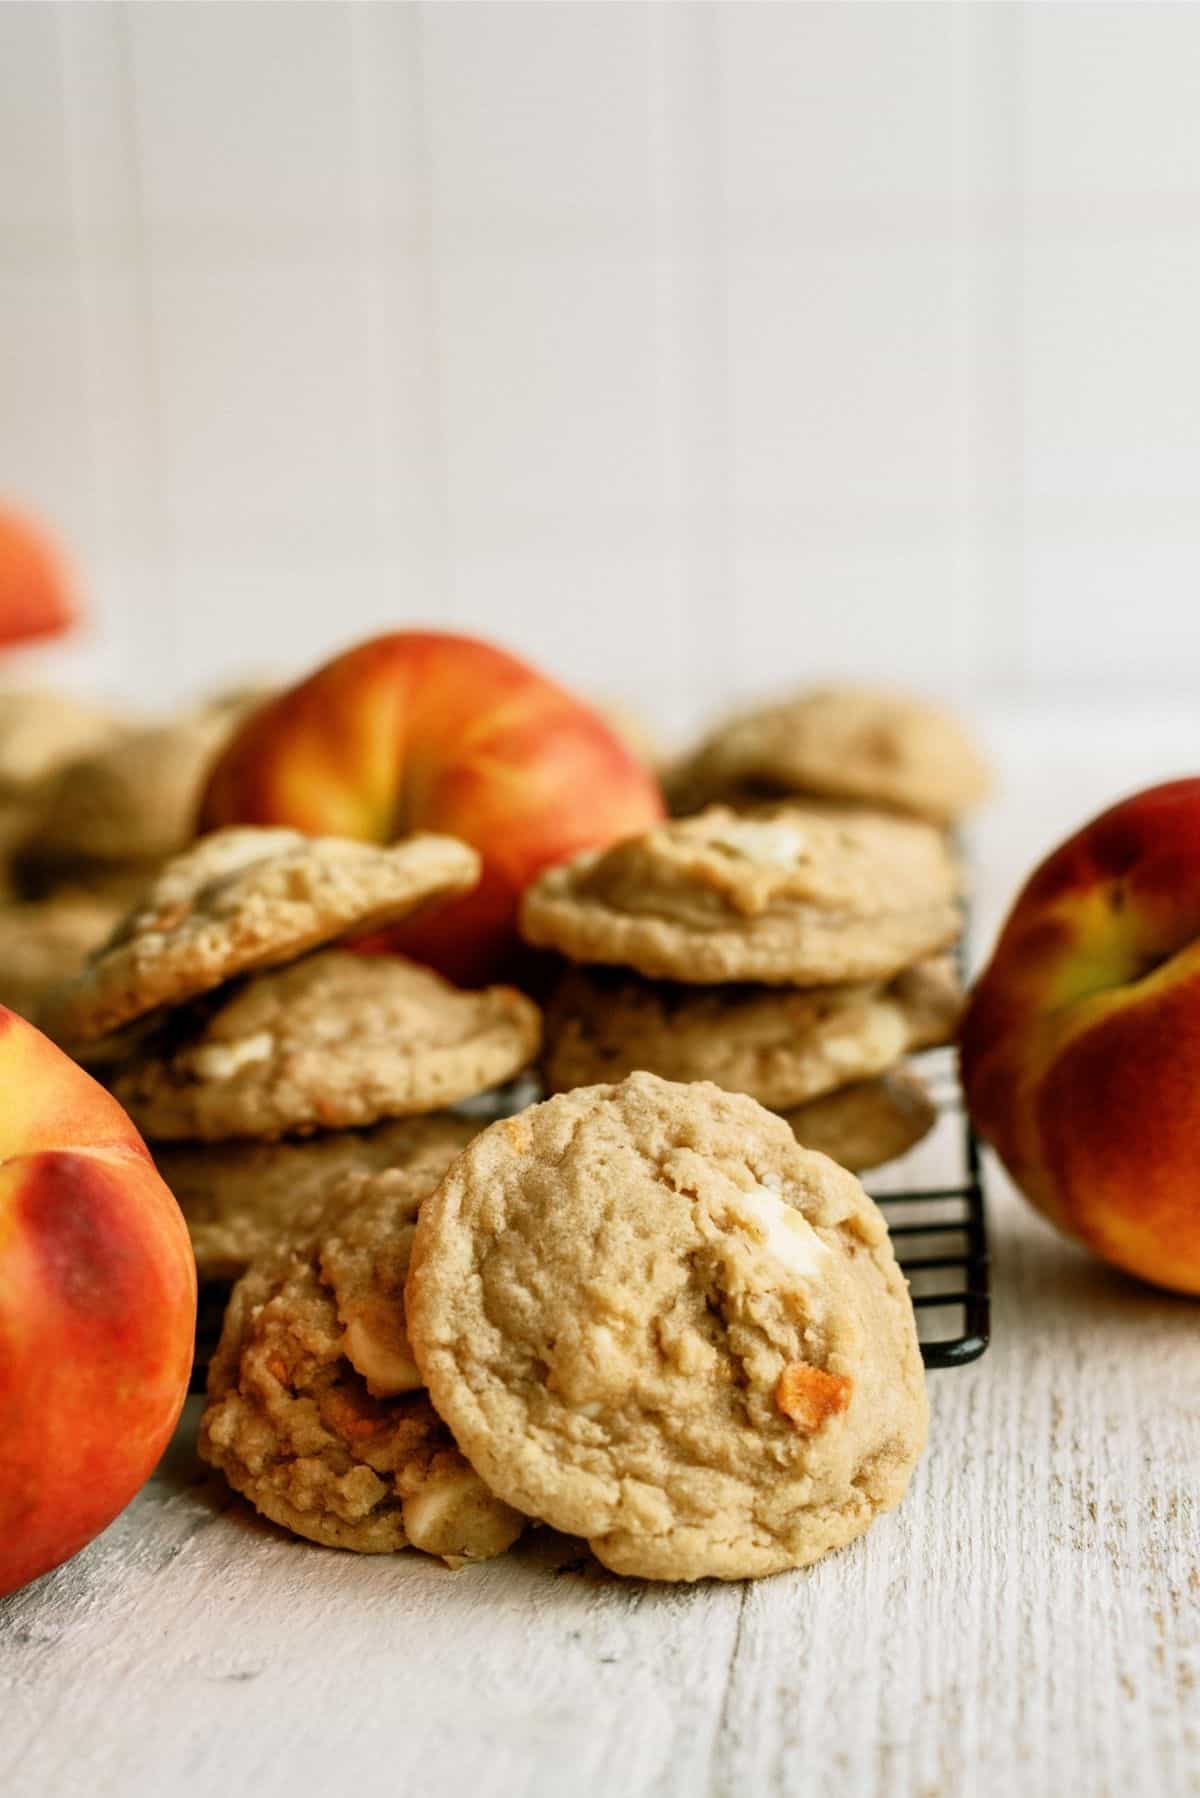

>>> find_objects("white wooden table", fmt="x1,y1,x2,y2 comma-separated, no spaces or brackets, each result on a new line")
4,708,1199,1798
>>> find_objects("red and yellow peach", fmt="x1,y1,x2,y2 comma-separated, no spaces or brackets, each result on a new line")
961,778,1200,1294
0,1008,196,1595
199,631,665,983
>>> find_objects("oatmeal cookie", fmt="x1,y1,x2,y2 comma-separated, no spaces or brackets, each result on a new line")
782,1069,937,1172
200,1169,524,1564
158,1113,479,1281
113,948,541,1142
406,1071,928,1582
541,956,960,1106
520,805,961,987
668,686,990,824
44,826,480,1044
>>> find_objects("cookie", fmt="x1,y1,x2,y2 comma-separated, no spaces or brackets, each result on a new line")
157,1113,479,1281
542,956,960,1107
200,1168,524,1564
782,1069,937,1173
668,686,991,825
112,948,541,1142
406,1071,928,1582
0,689,127,795
0,894,126,1021
520,804,961,987
20,709,237,872
43,826,481,1044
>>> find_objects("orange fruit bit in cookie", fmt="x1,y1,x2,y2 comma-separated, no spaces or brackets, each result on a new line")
319,1383,394,1443
775,1362,853,1433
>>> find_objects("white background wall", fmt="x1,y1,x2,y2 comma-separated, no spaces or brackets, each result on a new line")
3,2,1200,735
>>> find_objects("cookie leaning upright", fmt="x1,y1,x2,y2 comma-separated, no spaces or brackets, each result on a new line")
200,1165,525,1566
521,804,962,986
42,825,481,1045
667,685,991,825
406,1071,928,1582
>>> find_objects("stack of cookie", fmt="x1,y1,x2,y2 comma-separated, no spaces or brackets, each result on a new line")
666,682,991,826
199,1071,929,1580
39,825,542,1360
521,803,964,1172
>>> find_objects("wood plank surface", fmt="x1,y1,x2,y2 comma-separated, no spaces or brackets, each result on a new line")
3,713,1199,1798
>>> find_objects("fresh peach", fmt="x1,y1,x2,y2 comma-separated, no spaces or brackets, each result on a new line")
198,631,665,984
961,778,1200,1293
0,505,76,649
0,1007,196,1596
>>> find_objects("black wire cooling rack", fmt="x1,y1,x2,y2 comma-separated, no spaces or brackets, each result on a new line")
866,1045,991,1369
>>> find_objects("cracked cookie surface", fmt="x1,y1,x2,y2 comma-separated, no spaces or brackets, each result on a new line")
406,1071,927,1581
542,956,960,1107
44,825,480,1043
114,947,541,1142
200,1168,525,1564
158,1112,480,1280
668,685,991,825
520,804,961,986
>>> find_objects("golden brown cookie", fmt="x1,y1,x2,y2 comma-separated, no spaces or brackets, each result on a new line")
0,688,128,795
200,1169,524,1564
19,709,235,873
157,1113,479,1281
406,1071,928,1582
541,956,960,1107
0,894,126,1021
520,805,961,987
112,948,541,1142
43,826,481,1045
668,686,991,825
782,1069,937,1173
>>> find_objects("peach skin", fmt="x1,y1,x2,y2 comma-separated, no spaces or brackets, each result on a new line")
198,631,665,984
961,778,1200,1294
0,1008,196,1596
0,504,76,648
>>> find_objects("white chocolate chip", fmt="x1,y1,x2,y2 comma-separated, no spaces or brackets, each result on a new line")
342,1309,422,1397
731,1185,830,1287
186,1031,275,1080
402,1469,524,1564
708,819,811,868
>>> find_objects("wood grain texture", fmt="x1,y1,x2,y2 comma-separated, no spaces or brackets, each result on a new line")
2,729,1199,1798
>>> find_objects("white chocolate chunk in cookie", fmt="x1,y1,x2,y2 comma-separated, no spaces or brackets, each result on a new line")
729,1184,830,1288
187,1031,275,1080
401,1469,525,1568
343,1303,423,1398
707,818,812,868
